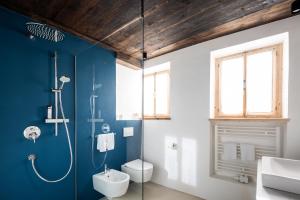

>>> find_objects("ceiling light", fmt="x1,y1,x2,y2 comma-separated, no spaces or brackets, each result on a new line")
292,0,300,14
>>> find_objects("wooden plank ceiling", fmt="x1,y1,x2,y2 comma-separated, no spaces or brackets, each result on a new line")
0,0,294,66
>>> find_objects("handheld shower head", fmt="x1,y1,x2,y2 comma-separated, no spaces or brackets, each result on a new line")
59,76,70,90
60,76,70,83
94,83,102,90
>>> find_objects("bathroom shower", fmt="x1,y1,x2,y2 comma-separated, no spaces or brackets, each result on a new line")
28,52,73,183
25,22,73,183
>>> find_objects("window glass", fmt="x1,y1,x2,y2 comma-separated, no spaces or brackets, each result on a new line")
144,75,155,116
246,50,273,114
214,44,282,118
116,64,142,120
144,62,171,119
219,57,244,115
156,72,170,115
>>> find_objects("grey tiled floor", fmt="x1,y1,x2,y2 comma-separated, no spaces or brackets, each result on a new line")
111,182,204,200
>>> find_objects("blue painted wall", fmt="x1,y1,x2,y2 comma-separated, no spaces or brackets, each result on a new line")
0,6,77,200
0,6,142,200
76,46,142,200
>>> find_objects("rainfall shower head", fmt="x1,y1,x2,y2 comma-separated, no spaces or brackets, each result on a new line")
26,22,64,42
59,76,70,90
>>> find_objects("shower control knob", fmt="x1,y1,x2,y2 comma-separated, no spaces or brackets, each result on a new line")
24,126,41,143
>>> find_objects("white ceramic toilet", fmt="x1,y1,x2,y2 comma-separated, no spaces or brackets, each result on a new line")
121,159,153,183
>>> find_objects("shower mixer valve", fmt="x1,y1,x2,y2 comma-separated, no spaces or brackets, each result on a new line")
23,126,41,143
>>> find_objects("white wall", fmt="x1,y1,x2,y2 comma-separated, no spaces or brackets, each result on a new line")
116,64,142,120
144,15,300,200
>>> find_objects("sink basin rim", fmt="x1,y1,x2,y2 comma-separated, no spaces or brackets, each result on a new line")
261,156,300,195
262,156,300,180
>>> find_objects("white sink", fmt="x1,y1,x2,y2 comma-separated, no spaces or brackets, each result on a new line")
262,156,300,194
93,169,130,199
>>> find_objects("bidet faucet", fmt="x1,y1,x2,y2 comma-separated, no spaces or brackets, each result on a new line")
104,164,109,174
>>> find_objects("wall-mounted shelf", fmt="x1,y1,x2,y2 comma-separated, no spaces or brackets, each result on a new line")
45,119,69,123
87,118,104,123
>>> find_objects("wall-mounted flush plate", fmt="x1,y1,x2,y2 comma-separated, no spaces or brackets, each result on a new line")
23,126,41,143
123,127,134,137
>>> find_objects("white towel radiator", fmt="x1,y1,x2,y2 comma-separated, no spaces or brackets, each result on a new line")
212,124,282,181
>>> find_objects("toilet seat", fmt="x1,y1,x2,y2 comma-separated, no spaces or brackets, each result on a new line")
121,159,153,183
124,159,153,171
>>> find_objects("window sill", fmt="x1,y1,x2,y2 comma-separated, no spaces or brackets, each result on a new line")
144,117,171,120
209,118,290,122
116,118,142,121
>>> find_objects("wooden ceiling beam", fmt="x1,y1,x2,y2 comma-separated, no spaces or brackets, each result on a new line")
53,0,100,26
100,0,169,42
147,0,293,59
102,0,290,60
90,0,141,39
0,0,294,66
117,52,142,68
143,0,288,54
100,16,142,41
0,2,142,68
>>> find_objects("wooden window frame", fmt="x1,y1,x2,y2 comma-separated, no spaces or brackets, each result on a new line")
144,69,171,120
214,44,283,119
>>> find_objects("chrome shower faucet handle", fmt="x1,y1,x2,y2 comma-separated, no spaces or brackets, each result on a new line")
23,126,41,143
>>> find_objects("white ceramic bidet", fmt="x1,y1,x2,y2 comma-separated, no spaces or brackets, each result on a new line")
93,169,130,199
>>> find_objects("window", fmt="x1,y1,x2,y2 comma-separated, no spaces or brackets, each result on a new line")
144,62,170,119
116,62,142,120
215,44,283,118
